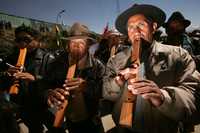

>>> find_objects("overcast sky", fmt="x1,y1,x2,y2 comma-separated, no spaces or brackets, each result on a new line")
0,0,200,33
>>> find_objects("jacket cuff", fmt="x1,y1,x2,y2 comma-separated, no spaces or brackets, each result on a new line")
157,89,173,115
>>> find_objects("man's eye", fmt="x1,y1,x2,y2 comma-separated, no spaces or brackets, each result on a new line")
127,22,146,31
138,22,145,28
127,25,135,31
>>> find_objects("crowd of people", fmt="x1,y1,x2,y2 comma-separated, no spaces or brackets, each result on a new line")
0,3,200,133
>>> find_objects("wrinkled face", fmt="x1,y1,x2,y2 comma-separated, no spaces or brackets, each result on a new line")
127,14,157,44
166,20,185,36
68,38,89,60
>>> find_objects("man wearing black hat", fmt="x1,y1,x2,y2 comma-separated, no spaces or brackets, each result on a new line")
164,11,195,55
44,22,105,133
164,11,200,73
103,4,200,133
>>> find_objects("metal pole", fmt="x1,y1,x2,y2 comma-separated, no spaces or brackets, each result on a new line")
56,9,65,24
116,0,120,13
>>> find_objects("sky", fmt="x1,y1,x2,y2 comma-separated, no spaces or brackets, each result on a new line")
0,0,200,33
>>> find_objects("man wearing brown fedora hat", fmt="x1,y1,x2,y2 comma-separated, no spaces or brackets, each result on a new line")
41,22,105,133
103,4,200,133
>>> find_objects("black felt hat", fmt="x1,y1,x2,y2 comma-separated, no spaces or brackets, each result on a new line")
115,4,166,35
163,11,191,28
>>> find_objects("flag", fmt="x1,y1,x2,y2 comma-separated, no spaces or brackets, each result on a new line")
102,22,109,36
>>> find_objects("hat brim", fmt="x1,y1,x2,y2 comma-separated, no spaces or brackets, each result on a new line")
61,36,97,44
115,4,166,35
163,19,191,28
184,20,191,27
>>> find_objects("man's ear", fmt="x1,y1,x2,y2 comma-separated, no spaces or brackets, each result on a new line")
152,22,158,33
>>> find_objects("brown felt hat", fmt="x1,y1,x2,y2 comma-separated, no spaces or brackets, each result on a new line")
62,22,96,44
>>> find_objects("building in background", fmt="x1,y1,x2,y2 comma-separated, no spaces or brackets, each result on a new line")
0,12,70,32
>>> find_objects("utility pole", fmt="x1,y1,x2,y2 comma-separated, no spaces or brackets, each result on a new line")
56,9,65,24
116,0,120,14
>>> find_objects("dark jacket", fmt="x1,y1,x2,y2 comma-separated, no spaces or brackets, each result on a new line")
0,46,53,133
42,51,105,121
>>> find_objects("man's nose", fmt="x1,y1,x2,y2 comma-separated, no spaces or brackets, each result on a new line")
72,43,80,47
134,25,142,33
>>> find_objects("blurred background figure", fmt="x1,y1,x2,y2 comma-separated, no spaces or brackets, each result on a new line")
94,28,128,64
164,11,194,54
163,11,200,72
0,24,53,133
